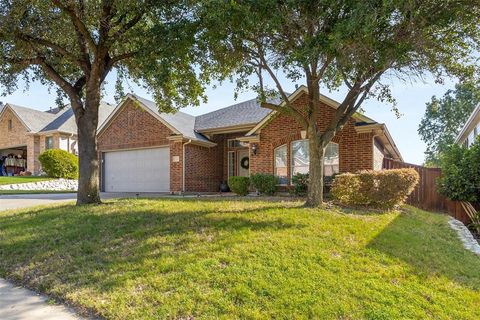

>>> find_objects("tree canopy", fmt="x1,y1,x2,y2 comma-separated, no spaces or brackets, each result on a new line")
0,0,212,204
201,0,480,206
418,82,480,167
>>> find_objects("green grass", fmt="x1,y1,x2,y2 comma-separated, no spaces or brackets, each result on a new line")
0,199,479,319
0,176,53,185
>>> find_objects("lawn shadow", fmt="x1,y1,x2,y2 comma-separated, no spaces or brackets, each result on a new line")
0,199,305,309
367,209,480,290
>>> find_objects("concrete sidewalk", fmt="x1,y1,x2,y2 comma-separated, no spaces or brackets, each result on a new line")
0,279,83,320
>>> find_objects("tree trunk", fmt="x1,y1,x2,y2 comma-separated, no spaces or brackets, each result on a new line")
76,89,101,205
305,128,325,207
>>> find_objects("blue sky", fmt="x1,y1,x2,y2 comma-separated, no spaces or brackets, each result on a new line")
1,72,456,165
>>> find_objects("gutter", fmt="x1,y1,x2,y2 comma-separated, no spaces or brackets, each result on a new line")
182,139,192,193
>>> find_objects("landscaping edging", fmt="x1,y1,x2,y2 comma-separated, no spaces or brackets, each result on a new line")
448,218,480,256
0,179,78,191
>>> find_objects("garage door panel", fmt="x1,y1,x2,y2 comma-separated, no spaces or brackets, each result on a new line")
104,147,170,192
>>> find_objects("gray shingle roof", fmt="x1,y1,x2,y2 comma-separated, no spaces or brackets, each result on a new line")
40,101,115,134
132,95,209,142
194,97,280,131
6,104,58,132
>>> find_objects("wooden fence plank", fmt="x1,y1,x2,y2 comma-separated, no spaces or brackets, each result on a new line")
383,158,471,224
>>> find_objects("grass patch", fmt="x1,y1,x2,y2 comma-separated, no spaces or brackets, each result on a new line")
0,199,479,319
0,176,53,185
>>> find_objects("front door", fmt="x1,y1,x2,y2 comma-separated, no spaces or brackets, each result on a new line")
237,149,250,177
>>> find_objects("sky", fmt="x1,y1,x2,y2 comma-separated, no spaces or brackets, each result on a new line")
0,71,456,165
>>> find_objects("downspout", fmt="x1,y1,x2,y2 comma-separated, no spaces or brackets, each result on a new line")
182,139,192,193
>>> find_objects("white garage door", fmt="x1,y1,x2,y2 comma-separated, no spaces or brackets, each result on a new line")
103,147,170,192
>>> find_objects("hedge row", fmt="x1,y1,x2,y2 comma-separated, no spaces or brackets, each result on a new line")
330,169,419,209
228,174,279,196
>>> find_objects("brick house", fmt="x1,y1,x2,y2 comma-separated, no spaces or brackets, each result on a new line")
0,102,114,175
97,86,402,193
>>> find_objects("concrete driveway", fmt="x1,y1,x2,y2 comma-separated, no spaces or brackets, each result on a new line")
0,193,77,211
0,192,177,211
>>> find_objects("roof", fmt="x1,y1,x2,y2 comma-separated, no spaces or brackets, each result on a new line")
455,103,480,144
195,96,282,131
246,86,376,136
2,103,58,132
0,101,115,135
132,95,208,141
39,101,115,134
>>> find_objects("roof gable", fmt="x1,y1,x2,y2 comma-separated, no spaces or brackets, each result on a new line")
246,86,376,136
97,94,210,143
0,103,57,132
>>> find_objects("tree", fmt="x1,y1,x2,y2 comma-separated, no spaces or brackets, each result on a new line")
418,82,480,167
0,0,209,204
201,0,480,206
438,138,480,202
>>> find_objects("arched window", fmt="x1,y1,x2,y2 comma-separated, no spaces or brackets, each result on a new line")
324,142,339,176
274,144,288,185
290,140,339,178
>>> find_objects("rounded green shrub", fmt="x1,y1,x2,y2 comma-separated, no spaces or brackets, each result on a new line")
228,176,250,196
292,173,309,196
331,169,419,209
438,140,480,202
38,149,78,179
250,173,278,195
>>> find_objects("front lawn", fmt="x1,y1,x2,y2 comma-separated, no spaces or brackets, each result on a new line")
0,199,479,319
0,176,53,185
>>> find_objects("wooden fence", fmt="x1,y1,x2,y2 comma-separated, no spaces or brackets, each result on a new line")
383,158,471,224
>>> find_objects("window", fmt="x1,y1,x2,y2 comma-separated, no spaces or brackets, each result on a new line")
468,131,475,148
324,143,339,176
227,151,235,177
274,144,288,184
8,119,12,131
228,139,248,148
290,139,339,179
45,136,54,150
291,140,309,176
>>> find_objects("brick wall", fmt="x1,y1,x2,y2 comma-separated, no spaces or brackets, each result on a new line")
169,141,183,193
250,92,374,182
184,143,223,192
97,100,173,151
98,99,180,191
0,108,29,148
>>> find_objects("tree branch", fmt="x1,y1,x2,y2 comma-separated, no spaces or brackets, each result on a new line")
254,43,308,128
108,11,145,45
52,0,97,54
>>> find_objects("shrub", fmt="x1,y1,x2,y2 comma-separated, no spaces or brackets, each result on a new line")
250,173,277,195
292,173,309,196
38,149,78,179
228,176,250,196
438,139,480,202
331,169,419,209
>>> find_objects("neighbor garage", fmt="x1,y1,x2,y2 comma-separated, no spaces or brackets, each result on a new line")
102,147,170,192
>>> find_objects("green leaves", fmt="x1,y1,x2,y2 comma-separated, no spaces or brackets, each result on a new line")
438,139,480,202
418,81,480,166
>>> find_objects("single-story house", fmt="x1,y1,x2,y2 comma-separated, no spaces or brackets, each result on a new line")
97,86,402,193
455,103,480,148
0,102,115,175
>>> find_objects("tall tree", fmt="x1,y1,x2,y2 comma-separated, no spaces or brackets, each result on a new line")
0,0,208,204
418,82,480,167
201,0,480,206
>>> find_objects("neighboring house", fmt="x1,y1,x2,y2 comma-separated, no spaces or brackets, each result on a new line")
97,86,402,193
455,103,480,148
0,102,115,175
